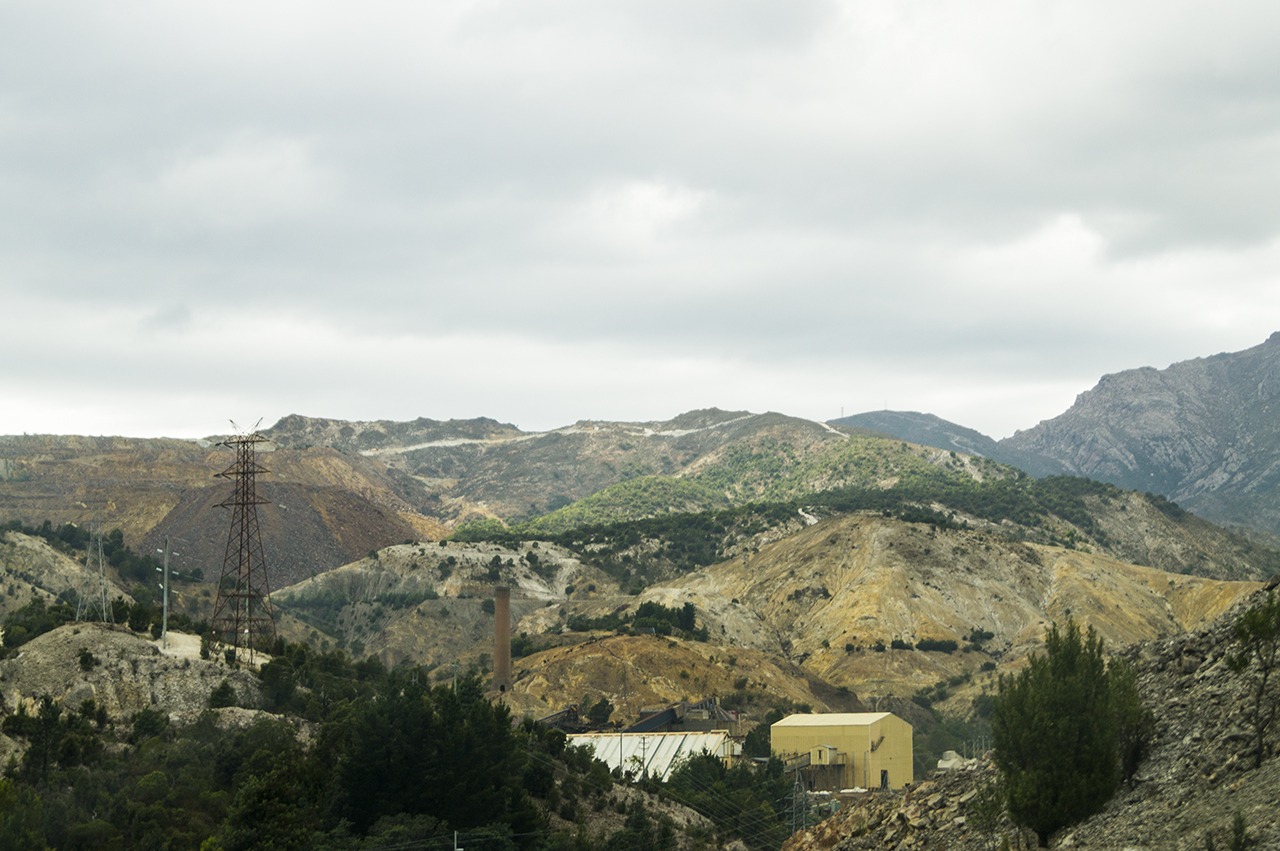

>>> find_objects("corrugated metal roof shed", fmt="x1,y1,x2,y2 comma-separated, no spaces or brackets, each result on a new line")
568,731,732,782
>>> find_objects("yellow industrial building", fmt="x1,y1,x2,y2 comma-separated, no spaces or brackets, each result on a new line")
770,712,913,791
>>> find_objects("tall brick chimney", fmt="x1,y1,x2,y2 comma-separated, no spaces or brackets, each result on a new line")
494,585,512,694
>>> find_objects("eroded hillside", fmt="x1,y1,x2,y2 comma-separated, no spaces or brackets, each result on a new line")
0,436,432,587
652,515,1256,695
0,531,133,618
267,515,1260,721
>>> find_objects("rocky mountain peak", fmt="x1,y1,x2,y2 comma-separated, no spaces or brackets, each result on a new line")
1000,334,1280,538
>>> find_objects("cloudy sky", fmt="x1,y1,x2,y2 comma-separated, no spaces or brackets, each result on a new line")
4,1,1279,440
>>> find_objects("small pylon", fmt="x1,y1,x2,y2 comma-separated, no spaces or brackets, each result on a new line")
75,529,113,623
210,430,276,663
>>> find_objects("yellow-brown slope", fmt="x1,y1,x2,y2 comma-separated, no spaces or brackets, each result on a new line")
652,514,1259,696
503,633,842,721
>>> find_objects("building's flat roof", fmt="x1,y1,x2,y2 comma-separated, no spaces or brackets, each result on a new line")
771,712,896,728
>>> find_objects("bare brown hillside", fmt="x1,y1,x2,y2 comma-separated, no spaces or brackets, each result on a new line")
503,634,847,722
269,517,1259,721
0,531,133,617
0,436,429,587
639,515,1259,699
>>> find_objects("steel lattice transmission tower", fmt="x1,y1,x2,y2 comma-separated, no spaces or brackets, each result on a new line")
211,431,276,662
75,528,113,624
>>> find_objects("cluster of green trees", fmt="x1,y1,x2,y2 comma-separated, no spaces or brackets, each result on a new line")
0,598,76,652
0,661,627,849
525,477,729,536
2,519,93,553
566,601,709,641
664,753,792,849
0,627,796,850
1,596,202,657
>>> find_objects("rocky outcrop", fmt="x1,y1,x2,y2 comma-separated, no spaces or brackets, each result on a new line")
835,335,1280,545
781,759,1000,850
0,622,259,724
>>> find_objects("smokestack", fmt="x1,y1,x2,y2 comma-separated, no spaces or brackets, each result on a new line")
494,585,512,694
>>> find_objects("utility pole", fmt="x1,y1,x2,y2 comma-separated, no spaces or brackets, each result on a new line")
100,535,109,622
156,537,175,649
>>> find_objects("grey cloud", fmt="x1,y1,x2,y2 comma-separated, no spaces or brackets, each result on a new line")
3,1,1280,438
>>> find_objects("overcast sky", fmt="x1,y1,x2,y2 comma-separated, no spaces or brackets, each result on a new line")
3,1,1279,440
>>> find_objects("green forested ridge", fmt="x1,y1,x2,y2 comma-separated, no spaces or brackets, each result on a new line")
526,477,731,535
454,472,1279,583
526,434,992,534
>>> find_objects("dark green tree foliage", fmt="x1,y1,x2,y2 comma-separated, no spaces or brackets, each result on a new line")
1,695,103,782
2,518,89,553
741,708,784,759
0,778,44,851
600,801,677,851
568,601,709,640
130,708,169,743
992,619,1150,847
586,697,614,727
259,657,298,711
1,597,74,653
0,635,650,850
209,679,238,709
1109,657,1155,780
328,674,542,841
312,814,451,851
1227,590,1280,768
216,722,320,851
664,753,790,850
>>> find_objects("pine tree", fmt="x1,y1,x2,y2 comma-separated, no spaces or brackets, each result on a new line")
992,619,1148,847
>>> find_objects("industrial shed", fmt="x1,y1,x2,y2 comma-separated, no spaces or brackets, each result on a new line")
567,731,735,782
770,712,913,791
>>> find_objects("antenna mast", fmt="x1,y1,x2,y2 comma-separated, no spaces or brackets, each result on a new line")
210,428,276,662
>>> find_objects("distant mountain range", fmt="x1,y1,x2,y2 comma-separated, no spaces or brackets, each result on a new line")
833,332,1280,542
4,334,1280,592
4,336,1280,752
